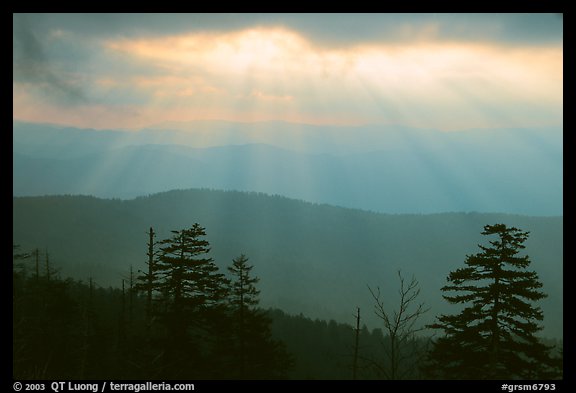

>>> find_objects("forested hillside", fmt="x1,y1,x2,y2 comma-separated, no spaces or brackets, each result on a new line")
12,189,563,338
12,260,413,380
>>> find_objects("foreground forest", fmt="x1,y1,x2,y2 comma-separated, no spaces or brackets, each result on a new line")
13,221,563,379
13,257,396,380
13,189,563,339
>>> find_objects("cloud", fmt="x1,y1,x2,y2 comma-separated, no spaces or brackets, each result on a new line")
13,14,88,104
244,90,294,103
12,13,563,130
14,13,563,47
99,26,561,127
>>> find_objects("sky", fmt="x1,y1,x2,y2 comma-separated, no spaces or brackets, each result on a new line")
13,13,563,131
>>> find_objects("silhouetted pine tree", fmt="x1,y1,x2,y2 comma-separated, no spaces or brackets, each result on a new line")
152,224,229,378
424,224,561,379
225,254,292,379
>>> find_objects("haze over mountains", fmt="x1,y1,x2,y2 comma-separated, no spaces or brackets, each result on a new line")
12,120,563,338
13,120,562,216
13,13,563,380
13,190,563,338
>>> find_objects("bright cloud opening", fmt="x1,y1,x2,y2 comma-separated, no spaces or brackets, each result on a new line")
14,22,562,130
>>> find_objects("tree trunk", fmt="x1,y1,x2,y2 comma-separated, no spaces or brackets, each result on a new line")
352,307,360,380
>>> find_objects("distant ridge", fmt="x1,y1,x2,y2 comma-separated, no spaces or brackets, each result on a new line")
13,188,563,338
13,121,562,215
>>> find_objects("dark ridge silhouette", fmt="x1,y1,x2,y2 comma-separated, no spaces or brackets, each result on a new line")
12,189,563,339
13,121,562,215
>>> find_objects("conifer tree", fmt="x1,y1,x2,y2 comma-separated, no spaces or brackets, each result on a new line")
155,225,227,336
424,224,561,379
133,225,230,377
226,254,291,379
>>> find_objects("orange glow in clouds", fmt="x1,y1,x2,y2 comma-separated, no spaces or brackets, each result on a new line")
14,27,563,130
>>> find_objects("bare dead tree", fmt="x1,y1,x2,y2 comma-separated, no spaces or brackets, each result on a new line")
44,249,51,281
367,270,430,379
34,248,40,281
135,227,160,337
352,307,360,380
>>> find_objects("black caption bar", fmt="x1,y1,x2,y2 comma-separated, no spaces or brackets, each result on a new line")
12,382,195,393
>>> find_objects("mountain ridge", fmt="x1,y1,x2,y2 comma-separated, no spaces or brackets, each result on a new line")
13,121,562,215
12,188,563,338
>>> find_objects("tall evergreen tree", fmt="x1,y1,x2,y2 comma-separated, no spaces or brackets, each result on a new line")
226,254,292,379
424,224,561,379
157,224,228,317
139,223,227,378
